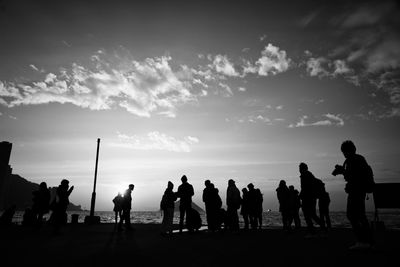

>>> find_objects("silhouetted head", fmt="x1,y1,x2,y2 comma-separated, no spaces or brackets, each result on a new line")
167,181,174,189
279,180,286,188
39,182,47,190
289,185,294,191
247,183,254,190
228,179,235,186
181,175,188,183
129,184,134,190
341,140,356,159
210,183,215,189
242,188,248,193
299,162,308,174
205,180,211,186
61,179,69,187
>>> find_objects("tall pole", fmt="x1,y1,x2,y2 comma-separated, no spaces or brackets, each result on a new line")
89,138,100,217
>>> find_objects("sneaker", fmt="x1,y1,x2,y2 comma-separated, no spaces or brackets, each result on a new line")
349,242,371,251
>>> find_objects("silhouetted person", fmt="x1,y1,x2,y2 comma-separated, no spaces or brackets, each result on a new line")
241,188,250,230
226,179,241,230
247,183,258,229
160,181,177,235
288,185,301,230
32,182,50,226
118,184,134,231
112,192,123,225
177,175,194,233
319,184,331,231
186,207,202,232
299,163,321,237
51,179,74,232
255,188,263,229
0,204,16,225
203,180,214,231
276,180,290,230
213,186,223,231
332,140,374,250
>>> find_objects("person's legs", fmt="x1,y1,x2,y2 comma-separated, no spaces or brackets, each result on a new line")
347,193,372,246
302,200,315,234
179,206,186,232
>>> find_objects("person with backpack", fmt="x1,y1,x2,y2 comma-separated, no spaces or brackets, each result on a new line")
299,163,321,237
332,140,374,250
112,192,123,225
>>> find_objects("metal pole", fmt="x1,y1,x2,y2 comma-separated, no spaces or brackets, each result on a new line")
89,138,100,217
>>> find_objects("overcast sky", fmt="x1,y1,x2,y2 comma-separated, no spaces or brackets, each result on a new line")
1,0,399,211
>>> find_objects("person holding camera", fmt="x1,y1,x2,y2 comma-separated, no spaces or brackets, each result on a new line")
332,140,374,250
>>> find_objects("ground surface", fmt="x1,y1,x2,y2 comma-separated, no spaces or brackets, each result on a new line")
0,224,398,267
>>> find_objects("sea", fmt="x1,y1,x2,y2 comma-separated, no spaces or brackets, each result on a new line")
7,210,400,229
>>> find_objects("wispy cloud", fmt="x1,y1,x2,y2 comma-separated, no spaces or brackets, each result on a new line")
1,53,205,118
289,114,344,128
111,131,199,153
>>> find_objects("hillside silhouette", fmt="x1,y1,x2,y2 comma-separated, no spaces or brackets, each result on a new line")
174,200,204,213
1,173,82,211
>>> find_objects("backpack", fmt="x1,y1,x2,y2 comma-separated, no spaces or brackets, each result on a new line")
363,164,375,193
313,178,325,199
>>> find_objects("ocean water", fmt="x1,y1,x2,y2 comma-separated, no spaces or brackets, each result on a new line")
7,210,400,229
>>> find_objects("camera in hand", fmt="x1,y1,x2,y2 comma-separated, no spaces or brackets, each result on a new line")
332,164,344,176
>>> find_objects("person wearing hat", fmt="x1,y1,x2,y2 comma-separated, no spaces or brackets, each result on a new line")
226,179,241,230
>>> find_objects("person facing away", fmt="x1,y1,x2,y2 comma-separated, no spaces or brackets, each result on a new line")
118,184,134,231
247,183,258,229
288,185,301,230
332,140,374,250
177,175,194,233
52,179,74,230
112,192,123,225
276,180,290,230
32,182,50,226
255,188,263,229
160,181,177,235
202,181,221,232
318,184,331,231
226,179,241,231
240,188,250,230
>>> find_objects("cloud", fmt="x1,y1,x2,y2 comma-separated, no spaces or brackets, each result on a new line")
289,114,345,128
299,10,320,27
238,87,246,92
341,3,394,28
306,57,329,77
212,55,240,77
259,34,267,41
112,131,199,153
29,64,39,71
256,44,291,76
366,38,400,73
0,54,203,118
218,82,233,97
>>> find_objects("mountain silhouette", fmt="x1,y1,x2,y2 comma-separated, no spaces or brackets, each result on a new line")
174,200,204,213
0,173,82,211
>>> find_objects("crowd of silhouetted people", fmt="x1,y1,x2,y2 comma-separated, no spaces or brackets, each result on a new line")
1,140,375,250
